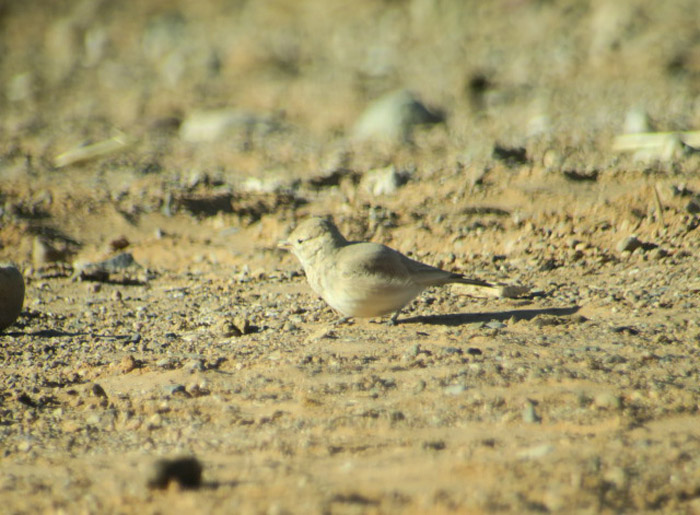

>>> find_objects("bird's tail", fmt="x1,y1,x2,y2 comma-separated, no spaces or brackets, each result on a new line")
452,275,493,288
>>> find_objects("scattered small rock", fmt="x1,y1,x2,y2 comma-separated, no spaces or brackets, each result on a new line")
686,196,700,214
616,236,642,253
175,191,235,217
119,355,137,373
603,466,628,488
91,383,108,399
539,258,561,271
353,90,443,144
186,380,209,397
33,237,71,265
16,392,37,408
307,327,338,341
76,252,148,284
147,456,203,490
219,314,259,337
54,133,132,168
422,440,446,451
218,319,241,337
407,343,421,357
360,165,412,196
109,236,130,251
155,358,176,369
650,247,668,260
517,444,554,460
492,144,528,166
306,168,361,190
623,107,652,133
17,439,33,453
164,384,189,397
413,380,426,393
522,400,541,424
179,109,278,143
611,326,639,335
593,391,623,410
533,315,564,328
444,384,468,395
233,315,252,335
0,264,25,331
147,413,163,429
562,169,599,182
184,359,205,372
494,284,531,299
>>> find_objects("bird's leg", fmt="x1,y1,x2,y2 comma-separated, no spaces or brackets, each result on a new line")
388,310,402,326
333,316,353,326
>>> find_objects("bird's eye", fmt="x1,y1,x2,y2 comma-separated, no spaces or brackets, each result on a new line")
297,239,303,244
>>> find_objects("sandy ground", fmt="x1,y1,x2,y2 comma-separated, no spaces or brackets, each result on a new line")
1,1,700,513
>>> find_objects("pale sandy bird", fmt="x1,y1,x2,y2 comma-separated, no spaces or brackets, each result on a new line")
280,217,492,324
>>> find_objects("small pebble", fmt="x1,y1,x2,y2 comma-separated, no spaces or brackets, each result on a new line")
91,383,108,399
184,359,205,372
444,384,468,395
361,165,411,196
616,236,642,253
156,358,176,369
17,439,33,453
522,400,541,424
686,196,700,214
0,264,25,331
517,444,554,460
119,355,137,373
593,391,623,410
422,440,446,451
164,384,188,396
147,456,203,490
307,327,338,341
352,89,442,143
186,381,208,397
233,315,252,335
218,319,242,337
650,248,668,260
109,236,130,251
603,466,628,488
147,414,163,429
413,380,426,393
33,237,68,265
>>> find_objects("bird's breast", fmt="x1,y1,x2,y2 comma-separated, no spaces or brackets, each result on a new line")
323,279,424,317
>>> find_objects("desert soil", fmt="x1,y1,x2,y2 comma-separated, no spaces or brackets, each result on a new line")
1,1,699,513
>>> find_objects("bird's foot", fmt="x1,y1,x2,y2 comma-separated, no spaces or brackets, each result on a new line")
333,316,353,326
388,311,401,326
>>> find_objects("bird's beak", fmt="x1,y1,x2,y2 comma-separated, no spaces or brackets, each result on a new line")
278,240,291,250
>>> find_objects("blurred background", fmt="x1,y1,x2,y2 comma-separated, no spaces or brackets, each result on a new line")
2,0,699,180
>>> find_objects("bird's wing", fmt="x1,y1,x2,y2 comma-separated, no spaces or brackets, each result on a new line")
401,254,493,287
400,254,462,286
335,243,412,284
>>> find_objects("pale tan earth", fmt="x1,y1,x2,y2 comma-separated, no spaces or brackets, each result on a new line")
1,1,700,513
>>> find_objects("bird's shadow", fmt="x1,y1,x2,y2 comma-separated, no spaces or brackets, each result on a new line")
400,305,580,326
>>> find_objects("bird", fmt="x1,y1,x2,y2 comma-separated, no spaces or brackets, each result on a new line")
279,217,492,324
